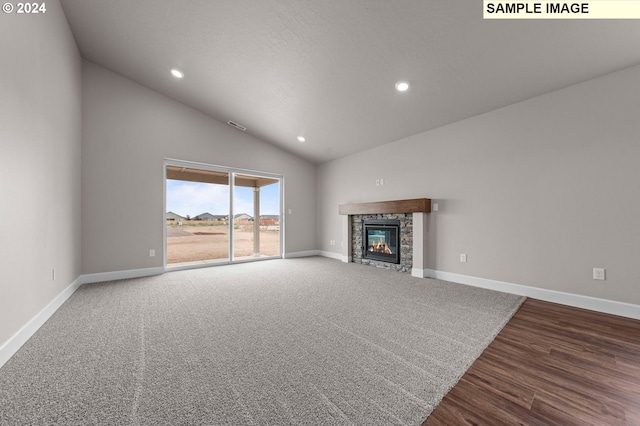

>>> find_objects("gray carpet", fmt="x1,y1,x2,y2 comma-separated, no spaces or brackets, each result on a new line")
0,257,524,425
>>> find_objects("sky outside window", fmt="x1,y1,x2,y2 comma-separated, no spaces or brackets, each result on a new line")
166,180,280,218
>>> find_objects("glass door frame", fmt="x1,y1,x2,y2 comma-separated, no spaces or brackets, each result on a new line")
163,158,284,271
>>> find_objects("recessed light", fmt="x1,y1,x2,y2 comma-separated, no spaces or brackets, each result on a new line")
395,81,410,92
297,136,306,142
171,69,184,79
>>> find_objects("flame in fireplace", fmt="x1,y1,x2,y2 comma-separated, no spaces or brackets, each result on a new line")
368,240,393,254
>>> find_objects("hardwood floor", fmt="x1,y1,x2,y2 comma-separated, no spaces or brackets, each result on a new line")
423,298,640,425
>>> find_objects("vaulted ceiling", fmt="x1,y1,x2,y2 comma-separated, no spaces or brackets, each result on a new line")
60,0,640,164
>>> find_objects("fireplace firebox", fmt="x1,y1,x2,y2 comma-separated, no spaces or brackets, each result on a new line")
363,219,400,264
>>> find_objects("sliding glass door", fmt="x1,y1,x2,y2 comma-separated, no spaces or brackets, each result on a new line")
165,165,231,266
232,173,281,261
164,160,282,269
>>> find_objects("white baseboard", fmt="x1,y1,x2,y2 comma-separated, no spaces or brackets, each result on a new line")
318,250,348,262
0,277,83,369
80,267,165,285
423,268,640,320
284,250,320,259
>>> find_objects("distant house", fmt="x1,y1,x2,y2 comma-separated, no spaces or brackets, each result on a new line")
166,211,185,221
234,213,253,222
194,212,227,221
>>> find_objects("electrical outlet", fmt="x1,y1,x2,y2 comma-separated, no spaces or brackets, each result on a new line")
593,268,605,280
432,202,439,212
149,249,155,257
288,209,292,214
460,253,467,263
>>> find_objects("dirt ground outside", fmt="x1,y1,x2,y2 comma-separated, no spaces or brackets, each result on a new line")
166,222,280,264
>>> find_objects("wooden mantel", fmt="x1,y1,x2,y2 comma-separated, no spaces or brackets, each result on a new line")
338,198,431,215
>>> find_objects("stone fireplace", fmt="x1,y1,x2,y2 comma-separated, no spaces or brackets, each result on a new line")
352,214,411,271
339,198,430,275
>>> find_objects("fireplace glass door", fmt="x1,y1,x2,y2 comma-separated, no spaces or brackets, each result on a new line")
363,220,400,264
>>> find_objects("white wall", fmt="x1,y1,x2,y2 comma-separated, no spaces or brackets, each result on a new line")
318,64,640,306
0,1,82,346
82,61,317,274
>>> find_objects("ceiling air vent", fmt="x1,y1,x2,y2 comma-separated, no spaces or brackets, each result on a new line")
227,121,247,132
